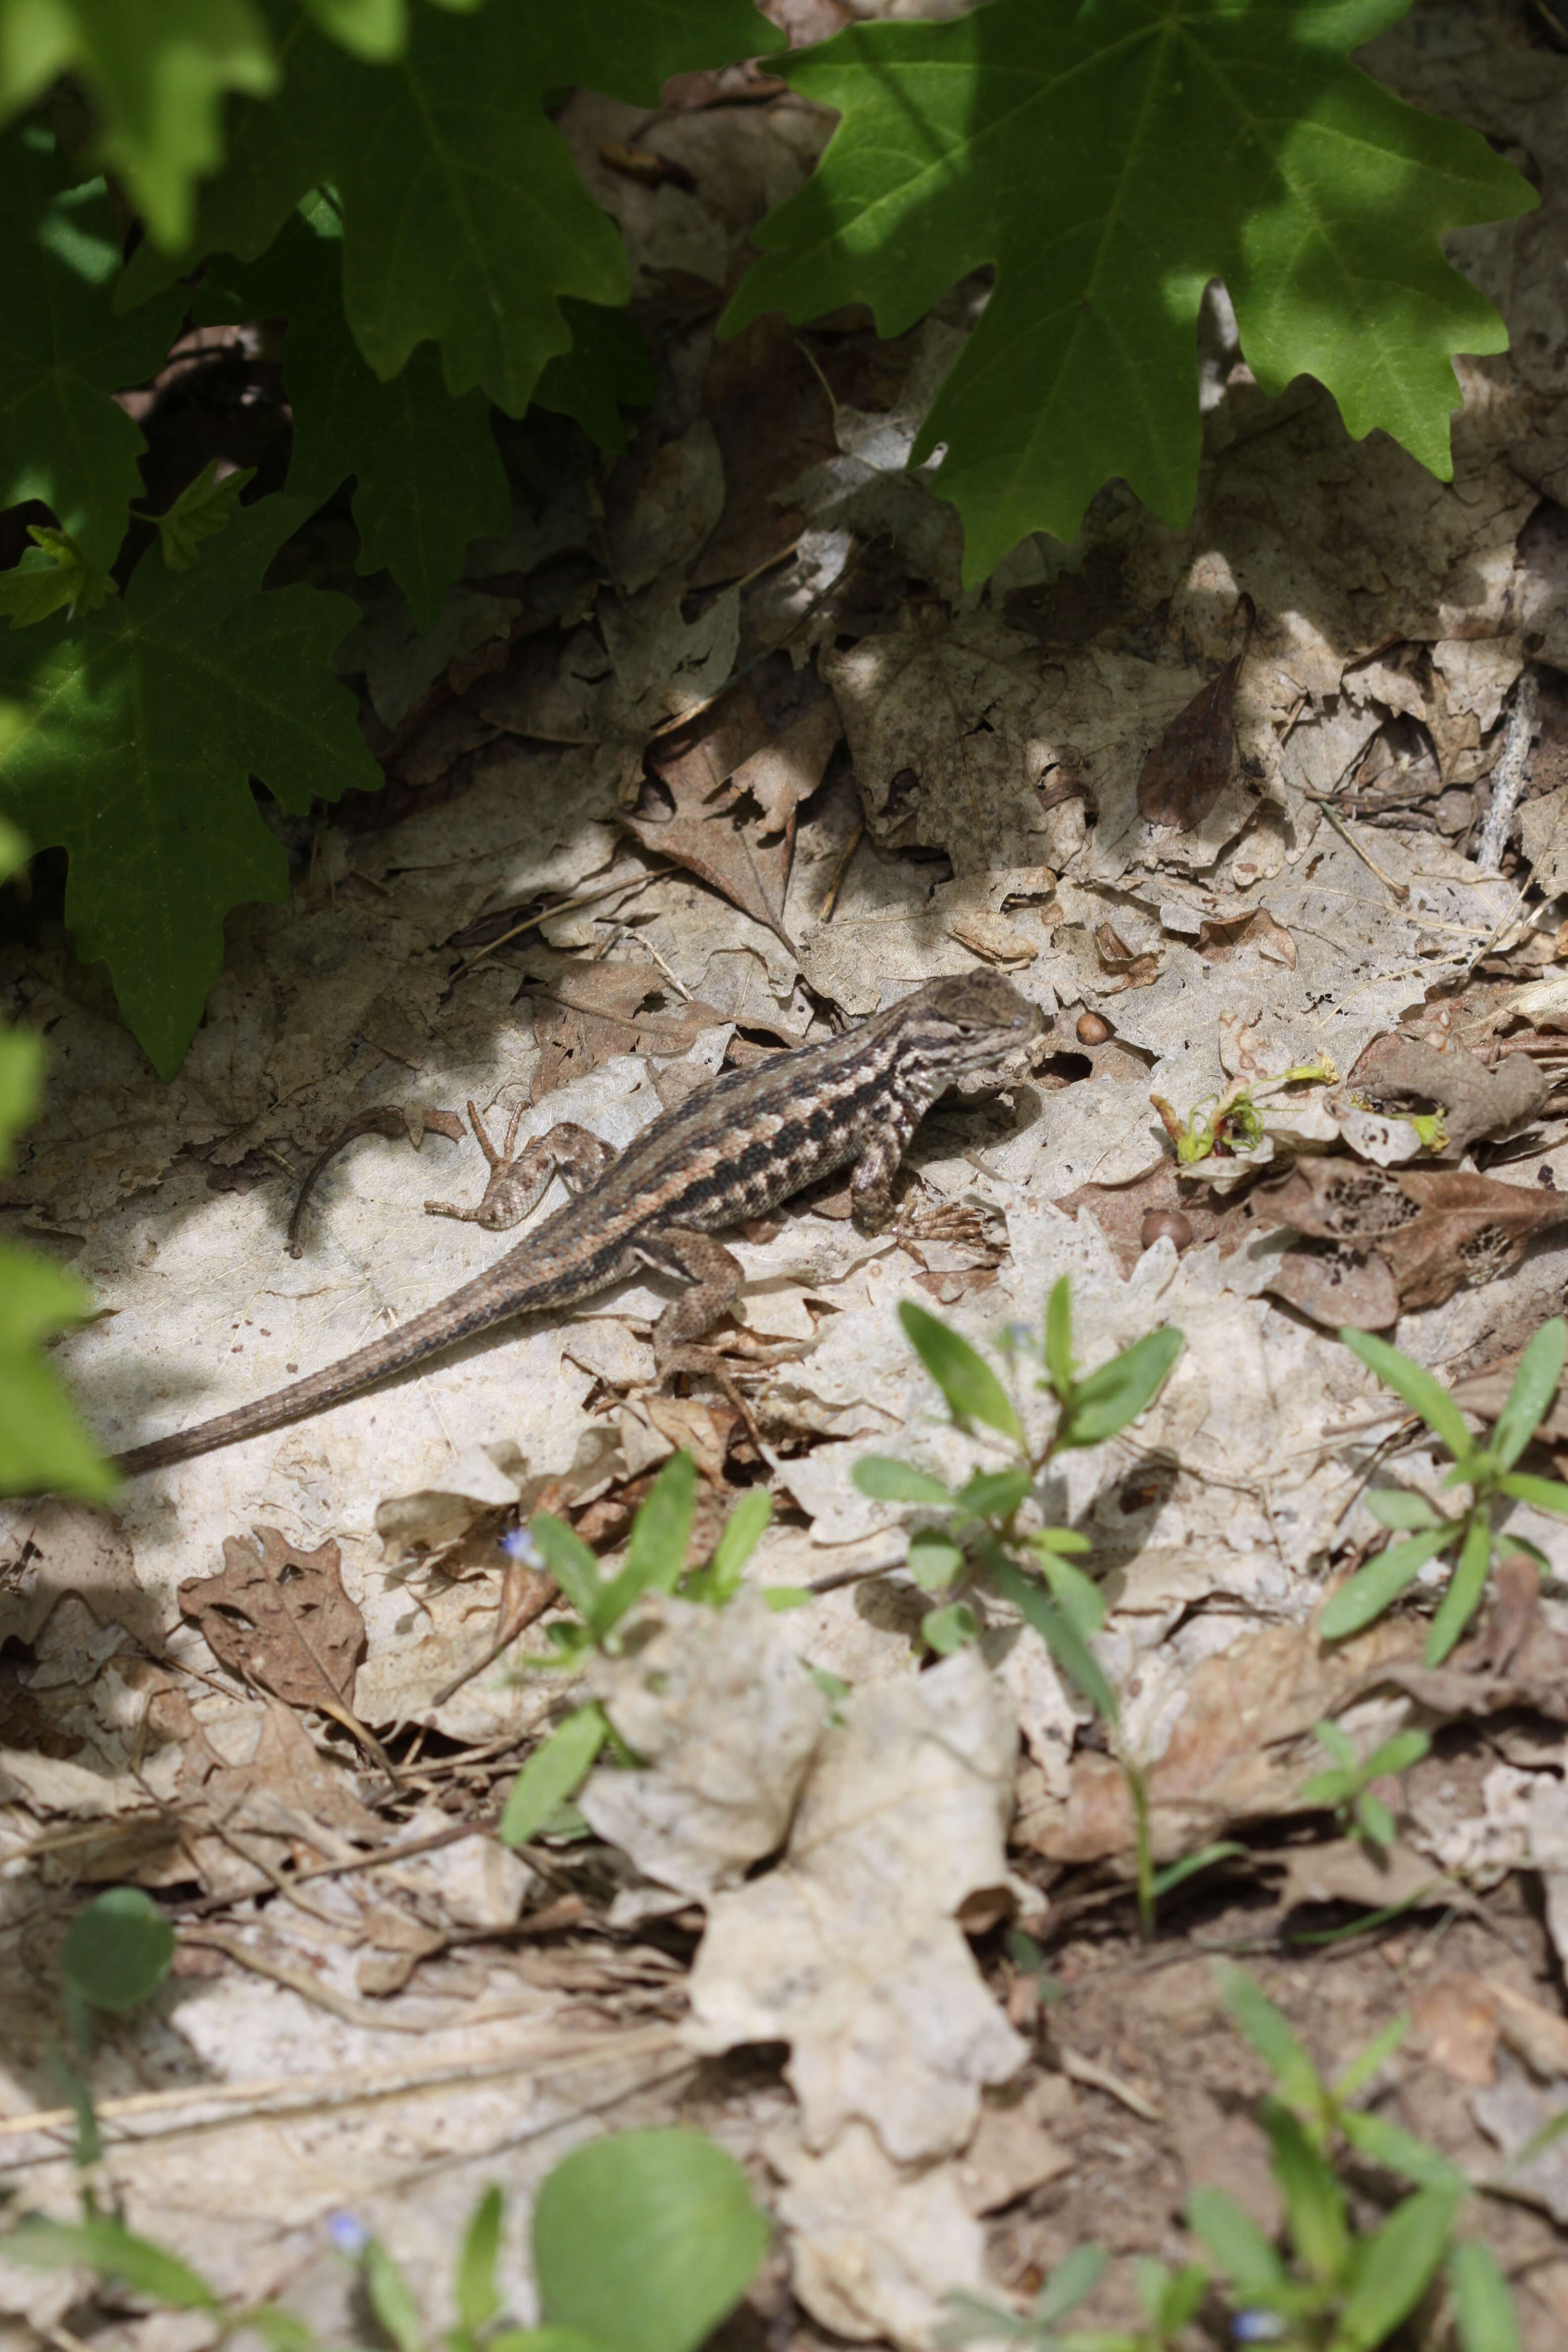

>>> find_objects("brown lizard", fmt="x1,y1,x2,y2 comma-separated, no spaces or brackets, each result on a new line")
114,971,1041,1475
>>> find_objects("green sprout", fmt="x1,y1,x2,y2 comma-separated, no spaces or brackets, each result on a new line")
1325,1320,1568,1664
497,1453,783,1848
1150,1060,1337,1168
1298,1720,1431,1855
1189,1967,1518,2352
942,2243,1207,2352
853,1277,1194,1935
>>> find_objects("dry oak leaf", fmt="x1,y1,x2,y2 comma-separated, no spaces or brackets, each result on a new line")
1347,1033,1553,1155
1136,596,1254,830
169,1687,381,1844
1271,1835,1460,1918
686,1646,1026,2160
721,693,842,838
628,685,814,948
1017,1614,1422,1865
1414,1975,1568,2094
1256,1158,1568,1314
1358,1639,1568,1735
1264,1238,1402,1332
580,1590,826,1898
179,1526,366,1712
770,2119,990,2346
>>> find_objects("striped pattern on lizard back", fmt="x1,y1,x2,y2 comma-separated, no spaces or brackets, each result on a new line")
108,971,1039,1476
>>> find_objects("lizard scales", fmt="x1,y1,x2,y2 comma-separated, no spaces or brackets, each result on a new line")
114,971,1039,1476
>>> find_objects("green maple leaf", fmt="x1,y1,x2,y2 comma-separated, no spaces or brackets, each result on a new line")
0,0,281,250
0,816,114,1500
0,495,382,1077
723,0,1537,583
121,0,780,416
199,210,511,628
535,298,658,452
0,134,185,569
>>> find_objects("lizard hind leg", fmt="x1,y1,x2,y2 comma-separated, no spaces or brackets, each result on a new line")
426,1107,617,1232
633,1227,745,1374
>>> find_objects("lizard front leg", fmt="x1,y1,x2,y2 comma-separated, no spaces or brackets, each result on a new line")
848,1101,926,1232
426,1102,617,1231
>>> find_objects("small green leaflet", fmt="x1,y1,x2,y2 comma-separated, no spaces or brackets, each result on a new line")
140,461,258,572
0,1,278,251
535,299,658,451
723,0,1535,581
61,1887,175,2010
498,1706,609,1849
0,1242,115,1496
897,1300,1022,1441
0,497,382,1077
303,0,409,65
533,2128,769,2352
0,134,186,570
0,817,113,1500
124,0,781,422
3,2214,220,2308
0,528,118,626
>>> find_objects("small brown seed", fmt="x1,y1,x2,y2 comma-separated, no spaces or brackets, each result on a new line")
1140,1208,1193,1253
1076,1011,1112,1045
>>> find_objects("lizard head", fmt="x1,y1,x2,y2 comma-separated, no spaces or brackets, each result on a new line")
899,970,1043,1080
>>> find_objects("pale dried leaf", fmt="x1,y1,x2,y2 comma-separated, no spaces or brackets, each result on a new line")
769,2120,990,2347
581,1591,826,1896
687,1648,1026,2158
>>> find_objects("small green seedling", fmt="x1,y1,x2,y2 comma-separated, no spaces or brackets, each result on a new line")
1298,1720,1431,1856
942,2242,1207,2352
1325,1320,1568,1663
51,1886,176,2170
60,1886,175,2019
853,1278,1186,1934
498,1454,780,1848
1149,1060,1337,1169
853,1278,1182,1683
1189,1966,1519,2352
6,2128,767,2352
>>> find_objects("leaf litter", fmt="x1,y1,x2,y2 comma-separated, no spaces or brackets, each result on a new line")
8,0,1568,2345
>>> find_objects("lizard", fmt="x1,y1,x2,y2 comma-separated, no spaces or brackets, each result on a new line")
113,970,1041,1476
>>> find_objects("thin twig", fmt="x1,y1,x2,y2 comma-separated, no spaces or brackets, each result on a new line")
0,2024,688,2158
451,864,674,982
1304,794,1410,905
1053,2039,1163,2122
817,820,865,921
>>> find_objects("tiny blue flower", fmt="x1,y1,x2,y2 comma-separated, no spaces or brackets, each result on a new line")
327,2212,371,2259
499,1526,543,1567
1231,2313,1286,2345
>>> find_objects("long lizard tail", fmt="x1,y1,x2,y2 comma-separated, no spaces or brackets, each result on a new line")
114,1264,538,1475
